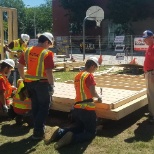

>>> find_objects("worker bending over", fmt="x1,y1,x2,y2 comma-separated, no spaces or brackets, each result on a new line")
5,34,30,57
44,57,102,149
18,32,55,140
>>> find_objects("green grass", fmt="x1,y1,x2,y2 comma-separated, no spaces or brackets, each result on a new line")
54,66,108,82
1,106,154,154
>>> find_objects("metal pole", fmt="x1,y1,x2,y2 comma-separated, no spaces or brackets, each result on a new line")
34,11,36,38
98,35,101,55
130,35,133,60
83,16,88,61
70,35,72,57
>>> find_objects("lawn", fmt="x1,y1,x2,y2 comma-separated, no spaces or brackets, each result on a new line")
0,67,153,154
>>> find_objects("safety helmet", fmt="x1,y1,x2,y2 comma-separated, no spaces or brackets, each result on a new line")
3,59,15,68
41,32,54,43
21,34,30,43
89,57,99,67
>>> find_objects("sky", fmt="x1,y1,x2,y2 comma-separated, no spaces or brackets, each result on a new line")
23,0,46,7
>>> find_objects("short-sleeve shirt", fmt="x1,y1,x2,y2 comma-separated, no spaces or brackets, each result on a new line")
85,73,96,88
19,47,54,69
0,77,6,91
144,44,154,72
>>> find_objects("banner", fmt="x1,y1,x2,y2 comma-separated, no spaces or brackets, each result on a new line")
134,37,148,51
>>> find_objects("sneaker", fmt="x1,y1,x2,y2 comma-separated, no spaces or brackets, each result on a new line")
44,126,59,145
54,131,73,150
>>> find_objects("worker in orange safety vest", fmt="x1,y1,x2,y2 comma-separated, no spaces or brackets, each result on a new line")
0,59,16,113
44,57,102,149
18,32,55,140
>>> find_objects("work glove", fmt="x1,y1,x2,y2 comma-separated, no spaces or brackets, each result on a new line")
49,85,54,96
2,105,8,113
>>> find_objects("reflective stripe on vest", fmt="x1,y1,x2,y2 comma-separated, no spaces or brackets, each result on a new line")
75,72,93,102
13,98,31,109
24,47,49,81
0,74,12,98
13,79,31,109
74,102,95,110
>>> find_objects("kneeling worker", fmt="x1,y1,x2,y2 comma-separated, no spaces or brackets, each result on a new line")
44,57,102,149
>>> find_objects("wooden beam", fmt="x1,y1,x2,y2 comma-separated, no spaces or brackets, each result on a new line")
0,8,4,60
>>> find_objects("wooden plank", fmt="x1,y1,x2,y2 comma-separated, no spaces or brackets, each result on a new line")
112,89,146,109
53,82,146,111
51,74,147,120
95,95,147,120
51,101,72,112
94,74,146,91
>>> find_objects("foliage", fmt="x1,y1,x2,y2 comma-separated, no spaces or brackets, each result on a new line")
0,0,52,39
24,0,52,38
107,0,154,34
59,0,95,34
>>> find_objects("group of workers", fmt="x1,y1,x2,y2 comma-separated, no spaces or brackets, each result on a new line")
0,29,154,150
0,31,102,149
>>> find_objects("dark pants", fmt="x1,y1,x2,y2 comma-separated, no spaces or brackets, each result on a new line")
26,81,51,135
8,68,20,86
56,108,96,143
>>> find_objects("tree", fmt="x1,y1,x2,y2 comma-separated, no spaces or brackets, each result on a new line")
24,0,52,38
107,0,154,34
59,0,95,34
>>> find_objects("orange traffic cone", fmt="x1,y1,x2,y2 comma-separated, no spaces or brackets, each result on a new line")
129,58,137,64
98,54,103,65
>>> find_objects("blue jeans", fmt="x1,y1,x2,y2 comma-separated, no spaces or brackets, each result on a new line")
26,81,51,135
56,108,96,143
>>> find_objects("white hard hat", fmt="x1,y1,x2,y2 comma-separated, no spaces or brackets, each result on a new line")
21,34,30,43
41,32,54,43
3,59,15,68
89,57,99,67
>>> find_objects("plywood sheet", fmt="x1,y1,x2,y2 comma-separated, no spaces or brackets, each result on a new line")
95,95,147,120
94,74,146,91
52,81,146,111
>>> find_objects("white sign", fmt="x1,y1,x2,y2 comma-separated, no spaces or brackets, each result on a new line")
134,37,148,51
115,44,125,52
114,36,125,43
115,53,125,60
28,39,38,47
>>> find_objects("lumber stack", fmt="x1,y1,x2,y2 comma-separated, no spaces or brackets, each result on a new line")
54,61,85,72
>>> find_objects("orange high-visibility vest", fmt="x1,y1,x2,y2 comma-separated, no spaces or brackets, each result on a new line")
24,47,54,82
13,79,31,110
0,73,12,99
74,71,95,110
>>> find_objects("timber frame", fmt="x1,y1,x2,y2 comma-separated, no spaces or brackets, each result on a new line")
0,7,18,60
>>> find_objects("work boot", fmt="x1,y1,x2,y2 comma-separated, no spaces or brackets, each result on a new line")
54,131,73,150
44,126,59,145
